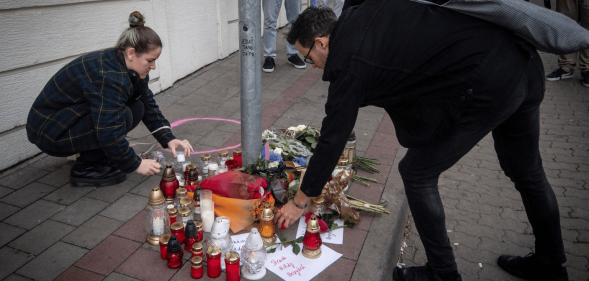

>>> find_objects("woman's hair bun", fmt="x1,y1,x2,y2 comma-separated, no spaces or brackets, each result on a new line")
128,11,145,28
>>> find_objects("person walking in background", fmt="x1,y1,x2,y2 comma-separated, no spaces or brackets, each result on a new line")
545,0,589,87
263,0,306,72
26,11,193,187
310,0,318,7
318,0,346,17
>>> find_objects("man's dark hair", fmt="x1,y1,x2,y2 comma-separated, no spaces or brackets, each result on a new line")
286,7,338,48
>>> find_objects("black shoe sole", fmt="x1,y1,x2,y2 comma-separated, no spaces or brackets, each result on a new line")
70,173,126,187
287,60,306,69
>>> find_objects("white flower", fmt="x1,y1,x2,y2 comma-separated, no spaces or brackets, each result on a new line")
262,129,277,140
269,161,279,168
273,148,283,155
295,125,307,132
289,180,299,187
288,126,297,131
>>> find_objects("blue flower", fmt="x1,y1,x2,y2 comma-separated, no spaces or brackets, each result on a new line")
293,157,307,166
269,151,283,163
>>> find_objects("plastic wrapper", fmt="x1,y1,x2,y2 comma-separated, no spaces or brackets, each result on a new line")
269,178,288,205
200,171,265,199
322,171,360,224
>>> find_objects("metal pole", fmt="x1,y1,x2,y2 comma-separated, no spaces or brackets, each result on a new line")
239,0,263,166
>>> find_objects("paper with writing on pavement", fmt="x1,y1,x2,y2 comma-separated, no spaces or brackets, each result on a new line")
265,243,342,281
296,217,344,245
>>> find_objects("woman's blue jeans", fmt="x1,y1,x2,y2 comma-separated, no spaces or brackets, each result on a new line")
396,48,566,274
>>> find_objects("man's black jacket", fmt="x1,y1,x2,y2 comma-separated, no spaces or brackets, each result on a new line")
299,0,528,196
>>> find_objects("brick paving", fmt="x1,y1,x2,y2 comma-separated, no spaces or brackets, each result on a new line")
402,51,589,280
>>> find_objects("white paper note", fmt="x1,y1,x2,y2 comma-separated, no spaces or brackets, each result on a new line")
296,217,344,245
265,243,342,281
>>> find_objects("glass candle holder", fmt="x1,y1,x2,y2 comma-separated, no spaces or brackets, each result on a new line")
302,215,322,259
233,149,242,168
161,164,180,205
225,251,240,281
225,160,239,171
179,207,192,227
200,154,211,175
310,196,326,218
191,256,204,279
342,131,357,168
145,187,171,246
257,203,277,246
174,188,188,208
184,220,198,252
207,246,222,278
240,228,267,280
184,164,197,180
168,208,178,225
166,235,184,269
171,222,185,245
218,150,229,167
191,242,204,259
194,221,204,242
208,163,218,177
159,233,171,260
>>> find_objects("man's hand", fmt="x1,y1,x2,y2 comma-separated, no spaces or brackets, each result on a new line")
275,189,309,228
135,159,161,176
167,139,194,158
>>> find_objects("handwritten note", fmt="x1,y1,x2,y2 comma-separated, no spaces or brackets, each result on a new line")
296,217,344,245
265,243,342,281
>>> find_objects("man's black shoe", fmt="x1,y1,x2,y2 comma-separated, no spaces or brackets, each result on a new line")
545,68,573,81
70,153,126,187
582,71,589,87
263,57,275,73
497,253,568,281
393,264,462,281
287,54,306,69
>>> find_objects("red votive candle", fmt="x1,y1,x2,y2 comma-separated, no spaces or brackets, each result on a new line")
168,208,178,225
191,242,203,259
207,246,222,278
171,222,185,245
225,251,240,281
184,220,198,252
166,235,184,269
233,149,242,168
159,233,171,260
191,256,204,279
194,221,204,242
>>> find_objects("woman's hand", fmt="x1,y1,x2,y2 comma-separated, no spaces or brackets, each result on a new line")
135,159,161,176
275,190,309,228
167,139,194,158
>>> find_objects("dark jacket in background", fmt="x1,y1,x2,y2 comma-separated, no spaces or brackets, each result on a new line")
299,0,529,196
343,0,366,11
27,48,175,173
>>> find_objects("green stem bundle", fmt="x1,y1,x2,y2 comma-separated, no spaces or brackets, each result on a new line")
356,156,381,174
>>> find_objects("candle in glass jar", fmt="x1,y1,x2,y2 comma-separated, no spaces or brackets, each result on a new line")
191,242,204,259
225,251,240,281
191,256,204,279
166,235,184,269
171,222,185,245
168,208,178,225
233,149,242,168
152,217,165,236
194,221,204,242
207,246,222,278
159,233,171,260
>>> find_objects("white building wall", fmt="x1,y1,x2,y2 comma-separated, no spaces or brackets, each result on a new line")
0,0,306,171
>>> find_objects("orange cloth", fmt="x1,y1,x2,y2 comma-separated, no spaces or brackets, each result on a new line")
188,192,257,233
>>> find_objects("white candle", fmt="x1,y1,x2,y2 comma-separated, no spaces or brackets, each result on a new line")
201,199,215,232
152,217,165,236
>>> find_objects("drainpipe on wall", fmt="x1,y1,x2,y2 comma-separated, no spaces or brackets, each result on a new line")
238,0,263,166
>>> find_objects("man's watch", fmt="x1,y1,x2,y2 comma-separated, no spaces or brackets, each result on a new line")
291,198,307,210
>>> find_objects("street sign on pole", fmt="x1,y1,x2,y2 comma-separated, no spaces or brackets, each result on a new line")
239,0,263,166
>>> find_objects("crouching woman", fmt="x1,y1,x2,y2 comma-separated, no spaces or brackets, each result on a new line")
26,11,193,187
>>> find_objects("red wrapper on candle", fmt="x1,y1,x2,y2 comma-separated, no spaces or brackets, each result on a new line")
225,251,240,281
191,242,203,259
207,246,222,278
166,235,184,269
159,234,171,260
191,256,204,279
233,149,242,168
171,222,185,245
